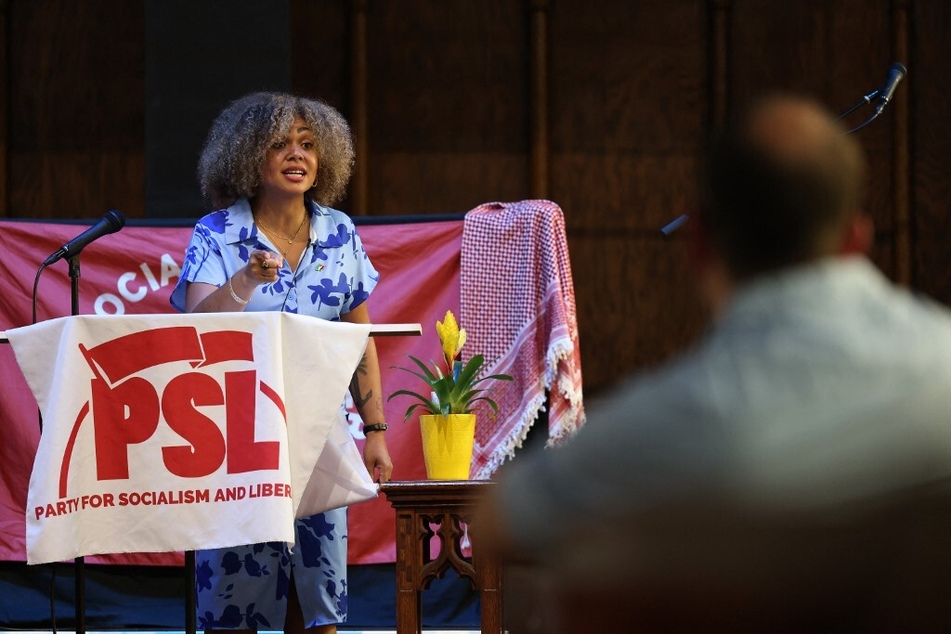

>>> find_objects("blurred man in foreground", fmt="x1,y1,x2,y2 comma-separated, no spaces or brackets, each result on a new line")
476,95,951,630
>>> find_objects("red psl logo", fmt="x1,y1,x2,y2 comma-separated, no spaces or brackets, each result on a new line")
57,326,285,498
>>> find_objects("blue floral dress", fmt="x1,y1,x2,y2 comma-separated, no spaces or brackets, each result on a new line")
170,198,379,629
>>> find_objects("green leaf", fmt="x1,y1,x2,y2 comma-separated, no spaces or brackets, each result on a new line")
390,366,435,387
469,395,500,413
470,374,512,389
386,388,439,420
387,388,432,403
455,354,485,389
402,402,434,421
406,355,439,382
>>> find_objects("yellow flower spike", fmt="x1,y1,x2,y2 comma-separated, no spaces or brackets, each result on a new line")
436,310,463,366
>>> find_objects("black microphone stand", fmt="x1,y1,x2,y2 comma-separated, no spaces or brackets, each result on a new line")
185,551,196,634
835,88,886,134
67,254,86,634
28,212,125,633
68,255,81,316
51,248,195,634
834,88,879,122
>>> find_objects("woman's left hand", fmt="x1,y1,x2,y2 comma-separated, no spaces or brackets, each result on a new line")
363,433,393,483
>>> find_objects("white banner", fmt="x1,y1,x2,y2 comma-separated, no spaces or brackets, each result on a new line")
6,312,377,565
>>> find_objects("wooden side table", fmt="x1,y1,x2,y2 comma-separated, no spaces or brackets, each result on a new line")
380,480,502,634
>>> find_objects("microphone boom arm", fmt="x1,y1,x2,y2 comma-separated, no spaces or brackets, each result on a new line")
834,88,880,122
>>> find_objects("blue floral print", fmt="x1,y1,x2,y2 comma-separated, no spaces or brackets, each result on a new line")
170,198,377,628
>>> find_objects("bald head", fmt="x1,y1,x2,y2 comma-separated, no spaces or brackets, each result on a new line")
701,96,868,280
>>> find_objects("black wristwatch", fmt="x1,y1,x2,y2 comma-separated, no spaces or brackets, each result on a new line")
362,423,388,434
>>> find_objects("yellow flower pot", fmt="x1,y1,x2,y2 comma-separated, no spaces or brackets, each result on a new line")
419,414,476,480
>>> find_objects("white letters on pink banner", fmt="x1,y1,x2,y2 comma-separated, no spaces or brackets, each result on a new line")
7,312,375,565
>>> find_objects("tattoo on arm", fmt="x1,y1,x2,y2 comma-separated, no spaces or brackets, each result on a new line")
349,355,372,410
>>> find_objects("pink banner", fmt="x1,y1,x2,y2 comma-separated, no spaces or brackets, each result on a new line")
0,217,463,565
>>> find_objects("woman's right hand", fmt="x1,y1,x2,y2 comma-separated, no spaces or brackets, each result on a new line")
243,249,283,286
231,249,283,297
184,250,283,313
231,249,284,306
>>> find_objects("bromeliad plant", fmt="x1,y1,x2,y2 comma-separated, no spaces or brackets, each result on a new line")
388,310,512,420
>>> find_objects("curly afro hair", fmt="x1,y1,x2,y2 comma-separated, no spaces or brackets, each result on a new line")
197,92,354,209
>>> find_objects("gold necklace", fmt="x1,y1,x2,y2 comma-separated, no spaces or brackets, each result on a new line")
255,214,308,244
263,235,289,259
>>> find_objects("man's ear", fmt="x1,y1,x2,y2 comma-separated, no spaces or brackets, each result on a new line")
838,212,875,256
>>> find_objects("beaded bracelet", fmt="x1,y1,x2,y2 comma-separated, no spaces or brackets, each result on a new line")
228,277,250,305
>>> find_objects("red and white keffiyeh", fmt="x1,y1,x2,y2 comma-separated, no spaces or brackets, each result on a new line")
461,200,585,479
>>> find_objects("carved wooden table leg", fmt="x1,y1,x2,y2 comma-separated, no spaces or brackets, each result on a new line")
381,480,502,634
476,529,503,633
393,504,424,633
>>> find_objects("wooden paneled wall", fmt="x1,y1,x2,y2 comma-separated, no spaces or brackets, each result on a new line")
2,0,949,395
4,0,145,218
911,1,951,307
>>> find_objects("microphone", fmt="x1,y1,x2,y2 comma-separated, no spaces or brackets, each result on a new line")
43,210,126,266
874,62,907,115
